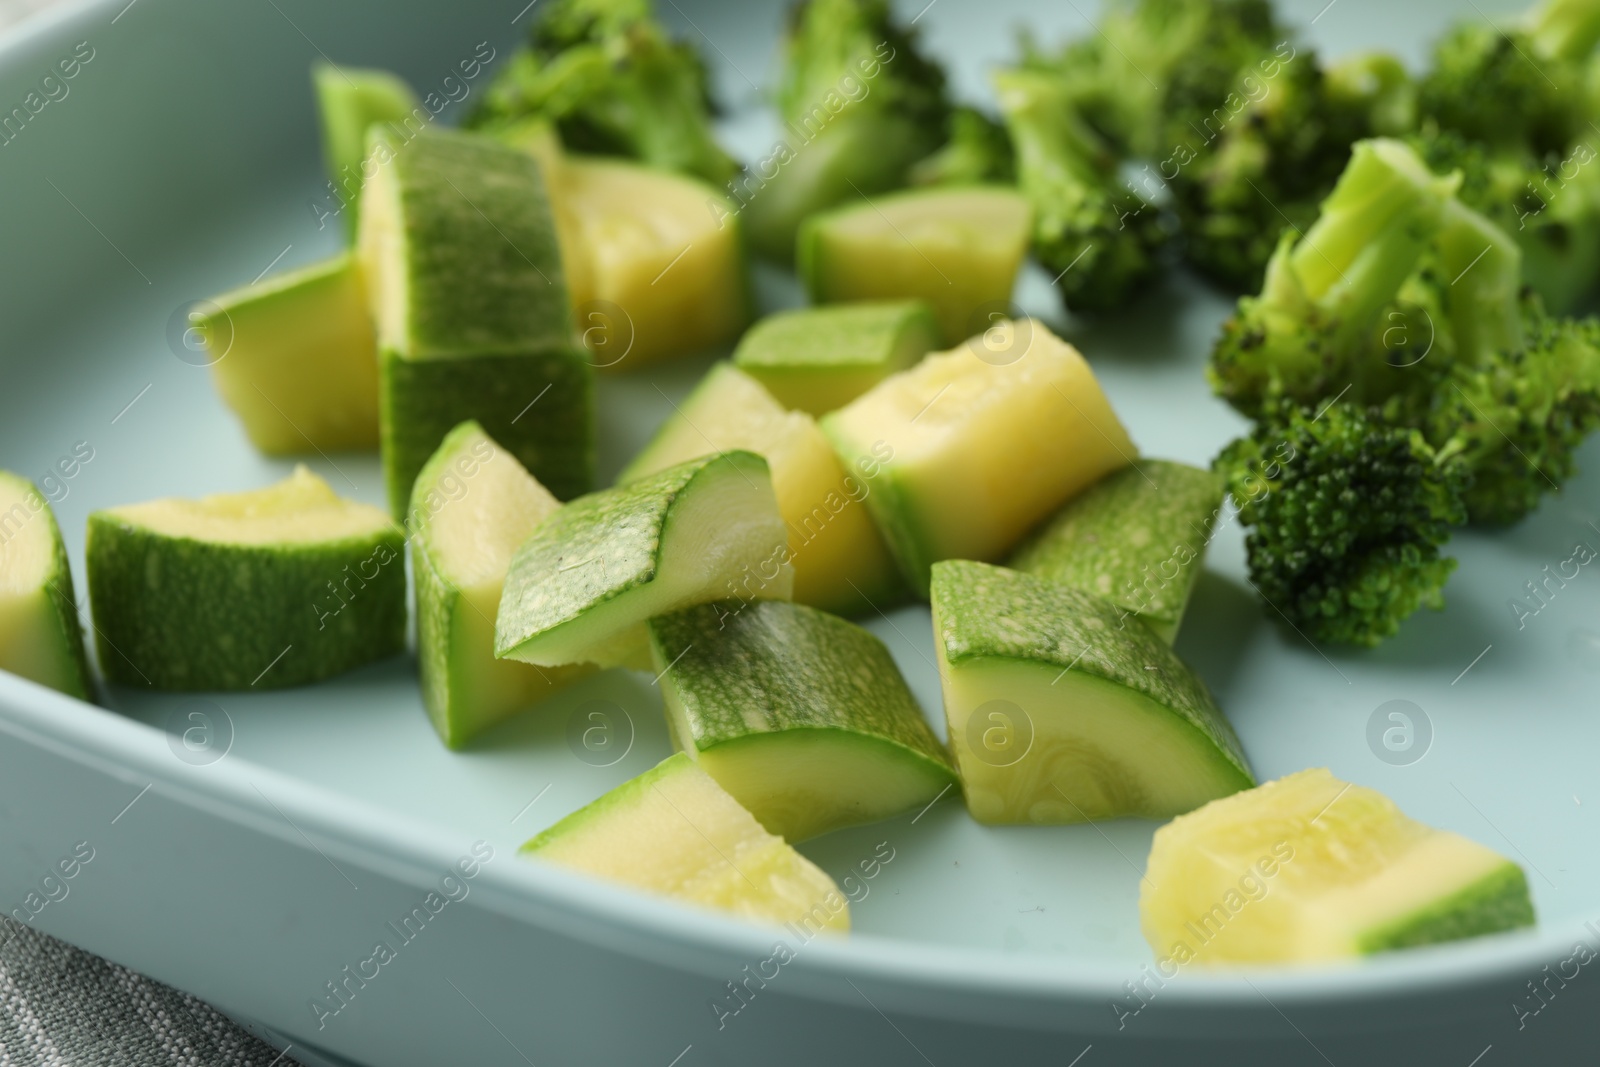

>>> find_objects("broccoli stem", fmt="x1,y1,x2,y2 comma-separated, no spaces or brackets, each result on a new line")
1526,0,1600,61
1435,199,1525,368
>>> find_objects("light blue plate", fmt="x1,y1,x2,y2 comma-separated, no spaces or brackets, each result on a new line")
0,0,1596,1063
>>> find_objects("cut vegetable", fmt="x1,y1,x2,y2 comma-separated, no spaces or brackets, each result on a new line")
0,472,91,700
731,300,941,416
648,600,957,842
312,62,420,240
1008,460,1225,643
86,467,405,691
200,253,380,455
358,126,594,515
522,752,850,932
550,154,749,370
618,364,902,615
411,422,590,748
823,319,1134,595
930,560,1252,825
798,186,1032,344
1141,768,1536,965
496,451,791,670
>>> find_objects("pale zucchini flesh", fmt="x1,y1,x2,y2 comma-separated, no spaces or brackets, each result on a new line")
411,421,589,748
1141,768,1536,965
823,319,1135,595
648,600,957,842
522,752,850,932
495,451,792,669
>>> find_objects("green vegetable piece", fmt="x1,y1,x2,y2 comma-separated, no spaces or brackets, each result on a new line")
495,451,791,670
200,253,379,455
648,600,957,842
0,472,91,700
1008,460,1225,643
822,319,1134,595
798,186,1032,345
410,422,591,748
358,127,594,515
931,560,1253,826
521,752,850,931
86,467,406,691
731,301,940,416
312,62,420,239
1142,768,1535,964
618,363,903,615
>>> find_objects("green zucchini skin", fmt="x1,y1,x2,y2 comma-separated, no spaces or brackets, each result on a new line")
85,515,406,691
380,346,593,515
650,599,951,761
1008,460,1225,642
932,560,1252,785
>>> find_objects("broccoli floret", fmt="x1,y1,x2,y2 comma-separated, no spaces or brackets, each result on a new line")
1207,139,1459,418
741,0,951,263
909,106,1015,187
993,68,1168,313
1417,0,1600,157
1410,125,1600,315
1166,46,1388,292
466,0,737,185
1216,403,1467,648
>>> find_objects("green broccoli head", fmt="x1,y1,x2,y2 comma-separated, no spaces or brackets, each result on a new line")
1417,0,1600,157
1216,403,1467,648
466,0,737,185
994,67,1169,313
909,106,1015,187
1410,125,1600,315
1207,139,1459,418
1417,307,1600,524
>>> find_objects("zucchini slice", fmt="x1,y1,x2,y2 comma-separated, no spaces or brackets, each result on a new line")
0,472,91,699
1141,768,1536,965
86,467,405,690
798,185,1032,344
823,318,1134,595
931,560,1253,825
618,363,902,615
496,451,791,670
200,253,379,455
411,422,590,748
522,752,849,932
311,62,419,239
648,600,957,841
731,300,941,416
358,126,594,515
1008,460,1225,643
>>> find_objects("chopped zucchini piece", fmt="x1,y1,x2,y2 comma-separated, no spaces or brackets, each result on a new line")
731,300,941,416
931,560,1253,825
823,319,1134,595
551,154,749,370
1008,460,1225,643
358,127,594,515
200,253,379,455
411,422,590,748
86,467,405,690
522,753,849,932
648,600,957,841
618,364,902,615
0,472,91,699
1141,768,1536,965
496,451,791,670
312,62,420,239
798,186,1032,344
